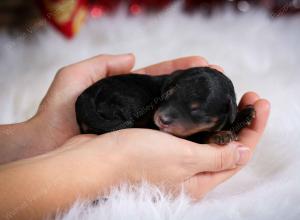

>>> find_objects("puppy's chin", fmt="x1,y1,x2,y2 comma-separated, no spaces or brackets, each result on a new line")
159,127,188,137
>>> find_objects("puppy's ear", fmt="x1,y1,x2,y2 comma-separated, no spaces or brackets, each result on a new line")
227,95,237,124
160,69,184,92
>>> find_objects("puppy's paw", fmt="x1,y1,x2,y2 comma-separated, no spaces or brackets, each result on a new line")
229,105,256,134
241,105,256,126
209,131,237,146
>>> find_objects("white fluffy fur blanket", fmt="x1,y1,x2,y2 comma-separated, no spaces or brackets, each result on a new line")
1,4,300,220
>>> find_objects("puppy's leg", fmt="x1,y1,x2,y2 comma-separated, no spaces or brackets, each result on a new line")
207,105,256,145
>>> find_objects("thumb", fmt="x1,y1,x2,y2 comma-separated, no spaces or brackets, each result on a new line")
188,142,251,173
56,53,135,85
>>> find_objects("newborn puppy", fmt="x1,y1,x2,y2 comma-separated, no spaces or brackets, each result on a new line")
75,67,255,145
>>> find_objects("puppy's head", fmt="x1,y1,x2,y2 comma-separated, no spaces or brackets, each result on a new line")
154,67,237,137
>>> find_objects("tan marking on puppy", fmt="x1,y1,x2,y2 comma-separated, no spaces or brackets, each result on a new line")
190,102,201,110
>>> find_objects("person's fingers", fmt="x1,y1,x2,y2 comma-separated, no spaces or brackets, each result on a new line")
208,64,224,73
185,98,271,199
183,143,251,200
134,56,208,75
238,91,260,110
185,142,251,174
238,99,271,149
58,53,135,84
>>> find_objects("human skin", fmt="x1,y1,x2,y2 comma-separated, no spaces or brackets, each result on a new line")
0,54,270,220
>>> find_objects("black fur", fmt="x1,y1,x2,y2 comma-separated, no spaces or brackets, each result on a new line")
75,67,255,144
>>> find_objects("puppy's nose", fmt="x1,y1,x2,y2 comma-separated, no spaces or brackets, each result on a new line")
159,114,173,126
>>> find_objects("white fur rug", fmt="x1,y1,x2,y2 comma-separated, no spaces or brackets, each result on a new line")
1,3,300,220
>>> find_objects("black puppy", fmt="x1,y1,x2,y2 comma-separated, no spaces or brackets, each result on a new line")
75,67,255,145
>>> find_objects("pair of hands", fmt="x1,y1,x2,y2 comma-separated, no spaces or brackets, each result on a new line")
30,54,270,199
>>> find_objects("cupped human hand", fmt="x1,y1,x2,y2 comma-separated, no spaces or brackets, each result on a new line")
30,54,135,151
58,127,250,200
59,93,269,200
29,54,212,152
134,63,270,199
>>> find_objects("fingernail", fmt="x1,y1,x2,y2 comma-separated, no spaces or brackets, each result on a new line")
236,147,251,165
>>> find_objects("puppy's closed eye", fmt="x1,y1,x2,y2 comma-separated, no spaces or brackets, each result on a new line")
190,102,201,111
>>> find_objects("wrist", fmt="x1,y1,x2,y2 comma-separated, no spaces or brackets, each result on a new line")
0,115,58,164
0,119,37,164
26,115,57,152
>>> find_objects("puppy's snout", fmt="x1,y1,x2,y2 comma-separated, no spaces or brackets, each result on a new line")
159,114,173,127
154,110,176,129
